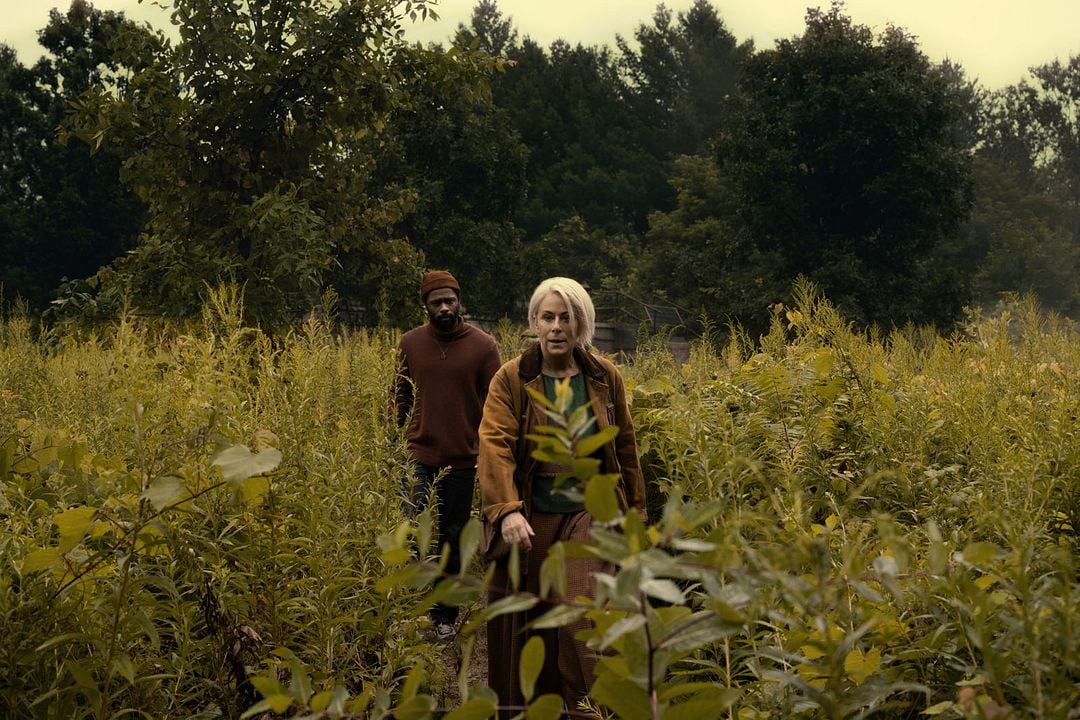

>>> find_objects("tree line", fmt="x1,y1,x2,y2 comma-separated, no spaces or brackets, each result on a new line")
1,0,1078,332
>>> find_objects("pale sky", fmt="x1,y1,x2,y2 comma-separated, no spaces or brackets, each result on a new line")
3,0,1079,90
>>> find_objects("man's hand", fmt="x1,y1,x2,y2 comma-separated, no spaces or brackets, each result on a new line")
500,511,534,551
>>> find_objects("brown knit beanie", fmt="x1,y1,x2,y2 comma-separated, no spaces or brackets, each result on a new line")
420,270,460,300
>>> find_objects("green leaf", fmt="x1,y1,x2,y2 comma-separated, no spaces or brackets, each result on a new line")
669,538,716,552
445,697,496,720
395,694,436,720
531,448,572,465
401,664,425,701
22,548,62,575
844,646,882,685
416,508,433,558
526,693,564,720
571,458,602,481
519,635,544,702
641,578,685,605
213,444,282,484
658,613,742,652
961,542,1001,566
590,674,651,720
706,601,746,624
348,685,373,714
459,518,481,575
530,604,588,630
375,565,420,593
659,682,730,702
585,474,620,522
872,363,890,385
239,475,270,504
575,426,618,458
922,701,955,715
485,594,538,620
660,687,740,720
142,476,186,511
241,700,273,719
267,694,293,713
566,406,596,439
598,615,646,650
539,545,567,599
289,658,312,701
310,690,334,712
111,652,136,685
251,674,286,698
54,506,97,552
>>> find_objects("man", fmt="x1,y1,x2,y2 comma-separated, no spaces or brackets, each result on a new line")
394,270,501,641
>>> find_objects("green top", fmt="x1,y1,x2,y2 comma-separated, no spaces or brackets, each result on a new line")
531,373,596,513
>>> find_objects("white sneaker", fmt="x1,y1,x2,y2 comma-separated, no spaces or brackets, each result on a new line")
433,622,456,642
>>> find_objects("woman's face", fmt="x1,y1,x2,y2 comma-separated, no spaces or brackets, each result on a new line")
534,292,578,360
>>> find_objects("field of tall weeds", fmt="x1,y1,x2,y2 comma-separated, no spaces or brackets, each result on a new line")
1,283,1077,719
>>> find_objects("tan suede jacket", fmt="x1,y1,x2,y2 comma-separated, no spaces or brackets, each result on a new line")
478,343,646,525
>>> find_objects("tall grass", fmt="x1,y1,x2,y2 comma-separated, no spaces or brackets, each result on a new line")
2,281,1077,718
1,287,426,718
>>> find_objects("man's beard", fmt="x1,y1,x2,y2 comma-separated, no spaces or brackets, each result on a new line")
429,310,460,332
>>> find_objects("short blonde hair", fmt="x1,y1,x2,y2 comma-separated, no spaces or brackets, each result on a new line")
528,277,595,349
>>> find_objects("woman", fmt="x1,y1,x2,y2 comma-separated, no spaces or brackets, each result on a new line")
477,277,646,714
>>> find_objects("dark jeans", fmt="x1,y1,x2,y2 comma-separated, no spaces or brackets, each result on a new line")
407,463,476,625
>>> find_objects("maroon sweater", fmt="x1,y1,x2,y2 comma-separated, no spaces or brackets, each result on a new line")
395,320,501,469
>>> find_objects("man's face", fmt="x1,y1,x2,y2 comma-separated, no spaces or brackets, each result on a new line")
425,287,460,331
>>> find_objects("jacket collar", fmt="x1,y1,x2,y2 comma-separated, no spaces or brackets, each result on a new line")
518,342,606,382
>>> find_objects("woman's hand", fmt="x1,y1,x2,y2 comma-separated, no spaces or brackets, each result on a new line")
500,511,535,551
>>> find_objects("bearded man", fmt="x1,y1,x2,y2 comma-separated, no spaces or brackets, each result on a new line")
394,270,501,641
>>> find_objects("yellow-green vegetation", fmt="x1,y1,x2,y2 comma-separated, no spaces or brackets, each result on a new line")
2,282,1077,719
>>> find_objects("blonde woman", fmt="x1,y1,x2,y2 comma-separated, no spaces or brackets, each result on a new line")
477,277,645,715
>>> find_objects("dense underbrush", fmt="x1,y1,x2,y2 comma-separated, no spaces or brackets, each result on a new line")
1,284,1077,718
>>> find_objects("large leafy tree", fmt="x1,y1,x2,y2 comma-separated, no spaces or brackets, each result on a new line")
0,1,145,310
618,0,751,160
964,156,1079,315
633,154,783,334
361,43,530,320
972,56,1080,316
491,37,660,240
715,3,974,327
455,0,518,57
67,0,494,324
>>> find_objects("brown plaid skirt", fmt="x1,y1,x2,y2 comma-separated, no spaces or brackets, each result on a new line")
487,510,612,717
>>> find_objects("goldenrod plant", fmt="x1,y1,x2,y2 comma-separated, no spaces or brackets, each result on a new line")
2,281,1077,718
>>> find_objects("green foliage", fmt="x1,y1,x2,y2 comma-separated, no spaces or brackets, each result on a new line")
0,286,426,717
715,3,975,328
618,0,751,158
963,156,1080,316
6,279,1077,718
364,43,530,320
975,56,1080,319
0,1,145,311
62,0,495,324
487,34,662,243
633,154,785,336
367,281,1078,720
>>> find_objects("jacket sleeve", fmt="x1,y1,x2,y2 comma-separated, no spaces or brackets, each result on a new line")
477,364,525,523
609,364,647,514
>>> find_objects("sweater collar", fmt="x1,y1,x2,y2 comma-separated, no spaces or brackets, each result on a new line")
518,342,605,382
428,317,468,341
